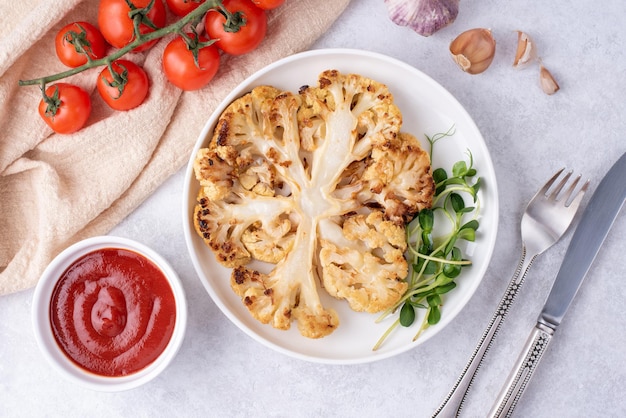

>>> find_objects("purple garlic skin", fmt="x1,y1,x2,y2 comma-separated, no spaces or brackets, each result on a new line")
385,0,460,37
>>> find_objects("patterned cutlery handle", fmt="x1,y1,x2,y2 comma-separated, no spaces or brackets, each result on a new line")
488,323,555,418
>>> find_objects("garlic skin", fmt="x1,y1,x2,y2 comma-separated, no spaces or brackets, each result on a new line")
449,28,496,74
539,65,560,95
385,0,460,37
513,31,536,68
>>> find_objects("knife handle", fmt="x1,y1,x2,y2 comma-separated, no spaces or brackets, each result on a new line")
488,323,555,418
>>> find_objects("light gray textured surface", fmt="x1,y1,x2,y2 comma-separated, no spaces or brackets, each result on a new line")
2,0,625,416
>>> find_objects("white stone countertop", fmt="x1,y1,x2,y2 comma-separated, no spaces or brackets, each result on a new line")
2,0,625,417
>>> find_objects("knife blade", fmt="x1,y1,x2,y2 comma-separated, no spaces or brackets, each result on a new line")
488,151,626,418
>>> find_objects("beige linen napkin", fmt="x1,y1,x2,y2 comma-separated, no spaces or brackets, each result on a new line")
0,0,350,295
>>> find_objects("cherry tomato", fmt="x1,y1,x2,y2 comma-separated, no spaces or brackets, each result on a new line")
163,34,220,91
98,0,166,52
251,0,284,10
97,60,149,110
38,83,92,134
205,0,267,55
55,22,108,68
166,0,205,16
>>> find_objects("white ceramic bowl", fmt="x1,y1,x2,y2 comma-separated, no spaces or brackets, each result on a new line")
32,236,187,392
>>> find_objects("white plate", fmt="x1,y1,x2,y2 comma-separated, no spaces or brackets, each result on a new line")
182,49,499,364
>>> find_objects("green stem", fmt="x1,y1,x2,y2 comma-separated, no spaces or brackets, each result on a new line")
218,4,246,33
372,318,400,350
415,252,472,265
433,184,474,206
412,308,431,341
18,0,222,88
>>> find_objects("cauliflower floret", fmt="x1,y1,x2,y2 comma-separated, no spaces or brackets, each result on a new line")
360,132,435,223
318,212,408,313
231,228,339,338
193,148,234,201
194,188,293,267
241,217,295,263
193,70,434,338
194,190,250,267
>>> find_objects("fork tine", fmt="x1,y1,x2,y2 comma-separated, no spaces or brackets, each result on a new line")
561,174,581,204
566,178,590,207
547,170,572,200
538,168,565,196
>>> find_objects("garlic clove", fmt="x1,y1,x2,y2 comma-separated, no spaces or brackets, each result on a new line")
513,31,536,68
539,65,560,95
385,0,460,37
449,28,496,74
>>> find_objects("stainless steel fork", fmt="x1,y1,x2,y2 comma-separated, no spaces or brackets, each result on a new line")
432,168,589,418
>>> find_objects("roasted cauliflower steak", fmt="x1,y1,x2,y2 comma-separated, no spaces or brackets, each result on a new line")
193,70,434,338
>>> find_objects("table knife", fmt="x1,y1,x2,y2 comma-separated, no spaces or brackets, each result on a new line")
488,151,626,418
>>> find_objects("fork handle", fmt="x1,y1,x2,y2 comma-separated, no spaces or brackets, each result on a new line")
432,247,536,418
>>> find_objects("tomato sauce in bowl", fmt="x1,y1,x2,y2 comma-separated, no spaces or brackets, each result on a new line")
50,248,176,377
32,236,187,391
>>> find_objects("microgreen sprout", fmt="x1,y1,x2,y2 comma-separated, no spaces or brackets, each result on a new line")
373,127,481,351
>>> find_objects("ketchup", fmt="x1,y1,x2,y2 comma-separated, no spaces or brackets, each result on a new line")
50,248,176,377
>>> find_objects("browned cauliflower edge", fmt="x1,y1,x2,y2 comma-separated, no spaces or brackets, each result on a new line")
193,70,434,338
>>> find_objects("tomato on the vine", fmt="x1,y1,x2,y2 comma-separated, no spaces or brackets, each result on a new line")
205,0,267,55
166,0,205,16
38,83,92,134
97,60,149,111
98,0,166,52
251,0,284,10
55,22,108,68
163,34,220,91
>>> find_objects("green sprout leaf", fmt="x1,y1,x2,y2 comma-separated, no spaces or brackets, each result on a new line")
419,209,434,233
443,261,462,279
433,167,448,183
435,282,457,294
399,302,416,327
452,160,468,177
427,306,441,325
457,228,476,242
461,219,479,231
422,260,438,275
450,193,465,213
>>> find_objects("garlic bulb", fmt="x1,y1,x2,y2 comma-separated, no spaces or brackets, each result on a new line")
449,28,496,74
385,0,460,37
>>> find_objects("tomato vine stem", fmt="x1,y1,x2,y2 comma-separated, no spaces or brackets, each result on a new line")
18,0,223,88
